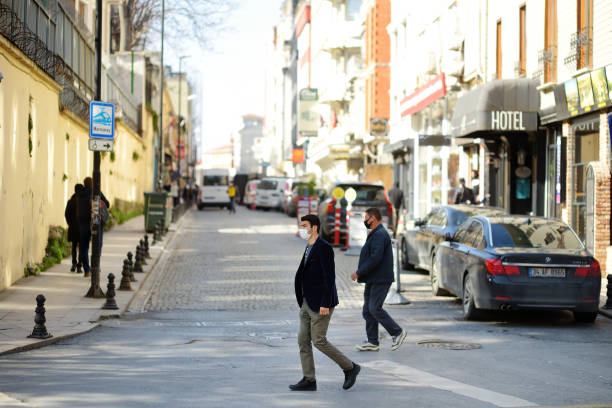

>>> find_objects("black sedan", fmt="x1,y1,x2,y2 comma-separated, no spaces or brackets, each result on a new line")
432,215,601,322
400,205,505,272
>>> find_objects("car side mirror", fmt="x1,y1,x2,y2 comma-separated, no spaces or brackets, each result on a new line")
444,232,454,242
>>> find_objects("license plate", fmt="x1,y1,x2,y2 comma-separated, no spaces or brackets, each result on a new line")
528,268,566,278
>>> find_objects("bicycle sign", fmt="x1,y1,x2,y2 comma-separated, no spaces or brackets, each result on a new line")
89,101,115,139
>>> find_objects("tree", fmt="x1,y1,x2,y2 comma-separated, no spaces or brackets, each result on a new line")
120,0,233,51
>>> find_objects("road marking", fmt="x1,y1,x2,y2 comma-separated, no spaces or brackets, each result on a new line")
362,360,537,408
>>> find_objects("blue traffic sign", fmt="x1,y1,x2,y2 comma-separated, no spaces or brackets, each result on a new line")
89,101,115,139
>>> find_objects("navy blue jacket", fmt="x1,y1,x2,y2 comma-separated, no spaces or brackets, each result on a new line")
294,238,339,310
356,224,394,284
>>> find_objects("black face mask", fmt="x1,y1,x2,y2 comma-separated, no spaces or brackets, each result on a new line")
364,219,371,229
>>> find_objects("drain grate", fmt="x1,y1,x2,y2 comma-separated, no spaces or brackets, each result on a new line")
416,339,482,350
247,332,293,341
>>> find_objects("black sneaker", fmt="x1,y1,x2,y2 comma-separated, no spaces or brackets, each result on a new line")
343,363,361,390
70,265,76,272
289,377,316,391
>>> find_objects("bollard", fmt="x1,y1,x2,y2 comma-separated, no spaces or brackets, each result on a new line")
144,235,151,259
333,200,341,246
133,248,143,273
604,274,612,309
118,259,132,291
344,210,351,250
102,273,119,310
139,239,148,265
28,294,52,339
153,226,160,244
127,251,137,283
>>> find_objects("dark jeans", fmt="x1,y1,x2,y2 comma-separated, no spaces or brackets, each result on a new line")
71,241,80,267
78,225,91,273
362,282,402,345
229,197,236,213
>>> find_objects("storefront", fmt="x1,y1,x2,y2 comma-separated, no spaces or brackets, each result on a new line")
450,79,543,215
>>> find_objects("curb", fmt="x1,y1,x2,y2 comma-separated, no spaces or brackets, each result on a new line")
0,209,192,357
599,308,612,319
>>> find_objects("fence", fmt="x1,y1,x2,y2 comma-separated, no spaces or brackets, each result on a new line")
105,71,142,134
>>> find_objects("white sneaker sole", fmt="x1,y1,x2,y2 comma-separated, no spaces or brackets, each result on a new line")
391,331,407,351
355,345,380,351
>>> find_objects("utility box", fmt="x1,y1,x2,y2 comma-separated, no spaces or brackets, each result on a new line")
144,192,172,232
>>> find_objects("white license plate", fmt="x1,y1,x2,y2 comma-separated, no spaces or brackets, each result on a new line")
529,268,566,278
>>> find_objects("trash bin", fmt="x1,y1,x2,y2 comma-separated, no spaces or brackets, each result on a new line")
144,192,172,232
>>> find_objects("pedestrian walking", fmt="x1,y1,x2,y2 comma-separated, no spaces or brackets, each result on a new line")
227,182,237,214
64,183,84,273
290,214,361,391
387,182,404,238
77,177,110,276
351,207,407,352
454,178,475,204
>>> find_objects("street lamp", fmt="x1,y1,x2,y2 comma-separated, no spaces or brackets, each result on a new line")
177,55,190,183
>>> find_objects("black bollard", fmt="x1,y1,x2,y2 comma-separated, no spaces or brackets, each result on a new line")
139,240,148,265
102,273,119,310
156,220,162,238
604,274,612,309
144,235,151,259
28,294,52,339
127,252,137,283
118,259,132,291
133,247,143,273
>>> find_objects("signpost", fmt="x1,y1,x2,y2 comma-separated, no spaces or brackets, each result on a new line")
343,188,357,251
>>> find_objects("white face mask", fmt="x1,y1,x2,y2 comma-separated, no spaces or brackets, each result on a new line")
298,228,311,241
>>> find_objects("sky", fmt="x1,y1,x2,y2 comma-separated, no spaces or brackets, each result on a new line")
179,0,284,154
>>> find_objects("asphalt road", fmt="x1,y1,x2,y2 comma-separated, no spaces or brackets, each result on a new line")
1,206,612,408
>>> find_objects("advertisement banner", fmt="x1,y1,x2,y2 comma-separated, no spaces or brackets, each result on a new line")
298,88,319,138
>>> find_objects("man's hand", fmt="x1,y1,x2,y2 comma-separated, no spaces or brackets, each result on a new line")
351,272,358,281
319,307,330,316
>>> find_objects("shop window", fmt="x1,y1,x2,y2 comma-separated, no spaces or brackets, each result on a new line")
572,131,598,242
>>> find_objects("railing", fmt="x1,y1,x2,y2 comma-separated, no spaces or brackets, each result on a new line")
105,71,142,134
564,27,592,70
532,45,556,84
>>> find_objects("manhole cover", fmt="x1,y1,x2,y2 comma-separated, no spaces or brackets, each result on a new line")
247,332,293,340
416,339,481,350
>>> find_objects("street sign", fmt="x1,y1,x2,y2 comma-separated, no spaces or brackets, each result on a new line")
88,139,114,152
89,101,115,139
332,187,345,200
345,187,357,204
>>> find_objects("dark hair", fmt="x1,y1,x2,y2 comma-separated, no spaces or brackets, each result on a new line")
395,182,399,188
365,207,382,221
74,183,84,193
459,178,466,184
83,177,93,189
301,214,320,232
472,169,479,178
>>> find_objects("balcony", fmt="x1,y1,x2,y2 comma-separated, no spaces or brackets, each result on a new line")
321,21,361,51
104,72,142,134
532,45,556,84
564,27,592,71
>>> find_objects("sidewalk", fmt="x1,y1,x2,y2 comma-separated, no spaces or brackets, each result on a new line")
0,214,177,356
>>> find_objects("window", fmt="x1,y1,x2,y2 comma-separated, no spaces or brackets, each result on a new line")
345,0,361,21
258,180,279,190
544,0,557,83
203,176,229,186
491,219,583,249
577,0,592,69
496,20,502,79
461,221,483,248
519,5,526,76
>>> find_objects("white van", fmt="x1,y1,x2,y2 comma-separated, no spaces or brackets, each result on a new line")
255,177,289,211
198,168,231,210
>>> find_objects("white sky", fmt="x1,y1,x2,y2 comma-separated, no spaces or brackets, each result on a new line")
187,0,284,154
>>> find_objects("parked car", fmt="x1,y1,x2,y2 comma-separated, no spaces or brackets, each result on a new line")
243,180,260,208
254,177,289,210
400,205,505,272
197,168,231,210
318,182,393,242
285,182,316,217
431,215,601,322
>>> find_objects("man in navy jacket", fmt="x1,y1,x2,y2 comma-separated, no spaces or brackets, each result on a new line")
351,207,407,351
290,214,360,391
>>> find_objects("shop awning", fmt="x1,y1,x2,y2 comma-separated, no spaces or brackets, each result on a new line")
383,138,414,154
451,78,540,137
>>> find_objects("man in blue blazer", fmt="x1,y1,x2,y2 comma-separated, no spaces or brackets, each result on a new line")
351,207,407,351
290,214,361,391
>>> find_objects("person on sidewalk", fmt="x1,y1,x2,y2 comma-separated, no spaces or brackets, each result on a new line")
351,207,407,352
64,183,84,273
77,177,110,276
227,182,237,214
454,178,475,204
387,182,404,238
290,214,361,392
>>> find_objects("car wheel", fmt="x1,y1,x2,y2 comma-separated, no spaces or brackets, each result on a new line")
573,311,598,323
462,274,480,320
197,204,204,210
400,239,411,270
430,256,450,296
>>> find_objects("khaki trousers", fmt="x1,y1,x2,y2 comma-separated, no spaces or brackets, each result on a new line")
298,303,353,381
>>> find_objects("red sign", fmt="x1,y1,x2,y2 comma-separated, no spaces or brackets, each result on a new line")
400,73,446,118
292,148,305,163
176,146,185,159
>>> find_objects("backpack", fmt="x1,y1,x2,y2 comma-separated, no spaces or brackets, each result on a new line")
100,200,110,224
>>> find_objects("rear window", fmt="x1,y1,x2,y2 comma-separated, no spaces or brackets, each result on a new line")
203,175,228,186
259,180,278,190
491,219,583,250
338,185,385,204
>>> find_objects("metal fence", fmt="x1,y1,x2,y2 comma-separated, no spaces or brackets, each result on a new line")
105,71,142,134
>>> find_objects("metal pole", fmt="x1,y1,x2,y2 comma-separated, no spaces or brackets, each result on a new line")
384,239,410,305
157,0,165,192
86,0,104,298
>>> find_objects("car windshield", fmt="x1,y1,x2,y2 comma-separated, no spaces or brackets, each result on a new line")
259,180,278,190
338,185,385,204
490,218,584,249
203,175,228,186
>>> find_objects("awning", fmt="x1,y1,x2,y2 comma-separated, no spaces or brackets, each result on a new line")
451,78,540,137
383,138,414,154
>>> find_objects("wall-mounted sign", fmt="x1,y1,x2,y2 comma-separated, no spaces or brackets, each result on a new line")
400,73,446,118
490,111,528,131
564,78,580,114
577,73,595,110
369,118,389,137
298,88,318,138
591,68,608,106
292,148,305,163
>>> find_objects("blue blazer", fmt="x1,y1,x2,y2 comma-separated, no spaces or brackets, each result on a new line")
356,224,394,284
294,238,339,310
